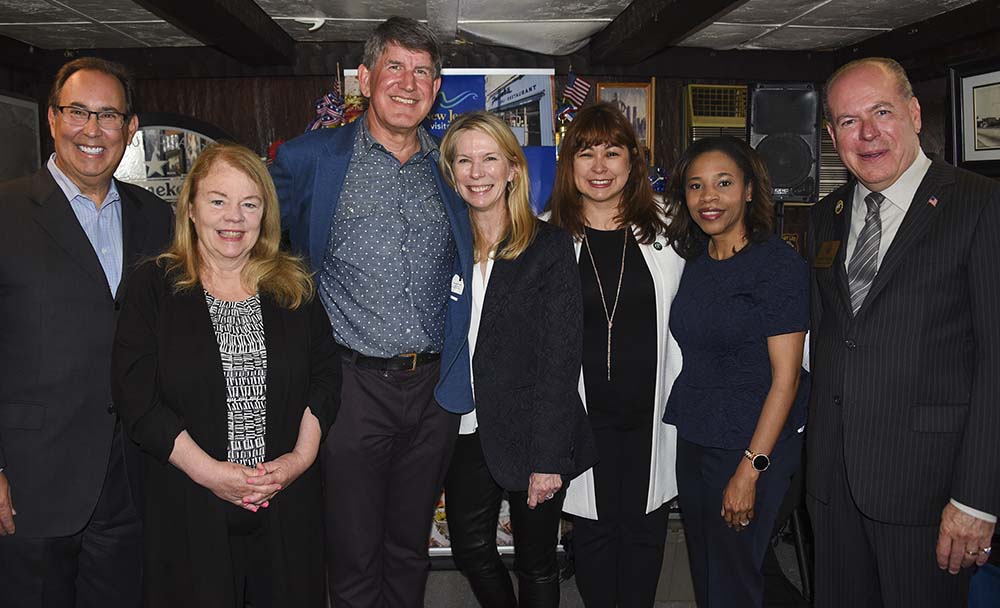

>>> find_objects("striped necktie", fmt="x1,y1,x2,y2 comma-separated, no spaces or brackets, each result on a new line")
847,191,885,315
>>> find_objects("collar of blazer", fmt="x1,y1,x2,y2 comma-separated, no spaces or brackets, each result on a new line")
28,168,114,292
822,161,956,316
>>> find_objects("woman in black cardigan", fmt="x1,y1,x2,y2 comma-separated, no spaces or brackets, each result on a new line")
112,142,341,608
437,111,597,607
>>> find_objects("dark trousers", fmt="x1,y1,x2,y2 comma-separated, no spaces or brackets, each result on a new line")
0,425,143,608
676,433,801,608
323,358,460,608
443,431,564,608
808,443,970,608
573,422,670,608
226,505,274,608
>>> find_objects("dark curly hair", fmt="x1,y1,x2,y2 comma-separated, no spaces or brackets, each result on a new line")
664,136,774,259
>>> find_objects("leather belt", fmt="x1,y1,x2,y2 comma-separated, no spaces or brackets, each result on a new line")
336,344,441,372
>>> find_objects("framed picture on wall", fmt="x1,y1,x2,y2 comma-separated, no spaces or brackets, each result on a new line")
948,59,1000,176
597,81,655,164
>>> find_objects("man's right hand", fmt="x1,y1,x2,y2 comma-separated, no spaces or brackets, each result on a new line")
0,472,16,535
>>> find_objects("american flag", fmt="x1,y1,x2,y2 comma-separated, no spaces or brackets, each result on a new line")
307,78,345,132
563,74,592,109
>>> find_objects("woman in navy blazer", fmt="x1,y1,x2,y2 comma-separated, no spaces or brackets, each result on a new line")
437,111,596,607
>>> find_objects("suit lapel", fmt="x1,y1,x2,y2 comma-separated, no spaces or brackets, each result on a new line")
118,181,147,302
28,170,109,293
828,184,854,315
862,161,953,312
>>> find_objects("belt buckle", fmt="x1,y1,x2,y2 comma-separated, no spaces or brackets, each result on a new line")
401,352,419,372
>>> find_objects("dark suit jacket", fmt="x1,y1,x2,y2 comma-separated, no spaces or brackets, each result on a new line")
471,220,597,491
111,261,341,607
0,168,172,537
268,119,476,413
807,160,1000,525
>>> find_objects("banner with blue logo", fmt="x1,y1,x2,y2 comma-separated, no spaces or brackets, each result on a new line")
423,75,486,138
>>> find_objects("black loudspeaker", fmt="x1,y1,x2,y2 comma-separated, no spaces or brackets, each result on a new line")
749,84,821,203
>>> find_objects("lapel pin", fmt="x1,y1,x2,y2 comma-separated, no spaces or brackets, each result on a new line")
928,196,938,208
835,200,844,214
653,241,663,250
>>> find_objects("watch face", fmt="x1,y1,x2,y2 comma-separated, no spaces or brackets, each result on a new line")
752,454,770,471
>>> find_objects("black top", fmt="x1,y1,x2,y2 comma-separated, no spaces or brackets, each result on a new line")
580,226,657,429
665,234,809,449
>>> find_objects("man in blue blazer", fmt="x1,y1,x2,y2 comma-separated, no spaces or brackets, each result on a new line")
270,17,472,608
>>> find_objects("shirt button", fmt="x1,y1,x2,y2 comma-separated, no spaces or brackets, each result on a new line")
833,395,842,406
101,247,108,254
845,339,857,349
404,287,410,293
406,329,411,334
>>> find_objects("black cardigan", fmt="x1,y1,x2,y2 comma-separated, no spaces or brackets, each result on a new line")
472,220,597,490
111,260,341,608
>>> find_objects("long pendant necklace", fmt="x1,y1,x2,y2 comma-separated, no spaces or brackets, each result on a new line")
583,227,627,381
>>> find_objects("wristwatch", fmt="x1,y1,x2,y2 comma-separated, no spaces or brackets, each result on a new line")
744,449,770,472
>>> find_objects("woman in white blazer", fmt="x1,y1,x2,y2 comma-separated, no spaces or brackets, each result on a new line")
545,103,684,607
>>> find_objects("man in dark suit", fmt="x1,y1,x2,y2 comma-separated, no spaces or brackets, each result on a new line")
0,58,172,608
270,17,472,607
807,57,1000,607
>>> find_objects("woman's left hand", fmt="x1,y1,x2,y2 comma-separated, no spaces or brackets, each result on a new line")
721,461,759,531
241,452,309,507
527,472,562,510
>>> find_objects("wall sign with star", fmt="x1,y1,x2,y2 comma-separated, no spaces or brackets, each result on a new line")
114,112,233,204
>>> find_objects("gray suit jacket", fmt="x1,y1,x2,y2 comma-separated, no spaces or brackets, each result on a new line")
0,168,172,537
807,160,1000,524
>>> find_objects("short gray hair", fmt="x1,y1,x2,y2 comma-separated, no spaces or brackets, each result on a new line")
362,17,442,79
823,57,914,121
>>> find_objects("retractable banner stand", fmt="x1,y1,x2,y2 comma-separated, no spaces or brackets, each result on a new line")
345,68,558,214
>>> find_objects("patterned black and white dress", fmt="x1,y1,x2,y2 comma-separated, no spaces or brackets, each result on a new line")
205,291,268,467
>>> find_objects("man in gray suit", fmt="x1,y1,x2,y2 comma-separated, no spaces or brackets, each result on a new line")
807,56,1000,607
0,58,172,607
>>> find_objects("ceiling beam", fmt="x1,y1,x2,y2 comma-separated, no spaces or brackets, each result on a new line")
836,0,1000,68
426,0,460,43
132,0,295,66
589,0,749,65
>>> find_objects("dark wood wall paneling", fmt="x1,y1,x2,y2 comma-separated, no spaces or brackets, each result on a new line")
135,76,338,155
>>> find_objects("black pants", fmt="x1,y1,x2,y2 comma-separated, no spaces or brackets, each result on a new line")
573,422,670,608
444,432,564,608
808,442,970,608
0,425,142,608
323,358,460,608
226,505,274,608
675,433,801,608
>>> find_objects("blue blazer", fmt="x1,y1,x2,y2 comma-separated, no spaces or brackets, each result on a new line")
270,119,475,414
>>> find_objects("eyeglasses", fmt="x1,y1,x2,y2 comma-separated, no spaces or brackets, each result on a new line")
55,106,128,129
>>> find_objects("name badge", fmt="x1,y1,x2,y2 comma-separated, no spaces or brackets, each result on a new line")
450,274,465,300
813,240,840,268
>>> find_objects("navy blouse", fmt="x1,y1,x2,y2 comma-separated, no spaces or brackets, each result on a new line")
664,234,809,449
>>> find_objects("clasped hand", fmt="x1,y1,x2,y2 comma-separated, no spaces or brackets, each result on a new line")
201,453,307,512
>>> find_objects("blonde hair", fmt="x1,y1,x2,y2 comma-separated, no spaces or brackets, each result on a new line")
157,141,314,309
438,111,537,262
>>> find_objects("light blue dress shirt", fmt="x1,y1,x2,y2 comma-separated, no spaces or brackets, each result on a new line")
47,154,123,296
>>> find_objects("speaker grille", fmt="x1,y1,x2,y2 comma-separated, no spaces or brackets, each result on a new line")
756,134,812,188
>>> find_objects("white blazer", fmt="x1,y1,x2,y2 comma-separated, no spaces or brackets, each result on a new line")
560,223,685,519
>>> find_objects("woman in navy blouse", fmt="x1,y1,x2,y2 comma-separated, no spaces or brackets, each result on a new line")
664,136,809,607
